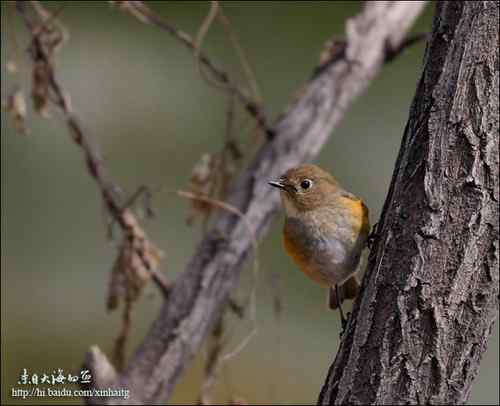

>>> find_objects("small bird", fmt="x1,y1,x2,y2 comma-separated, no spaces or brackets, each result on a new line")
269,164,370,328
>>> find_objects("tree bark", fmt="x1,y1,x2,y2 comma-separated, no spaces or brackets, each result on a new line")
318,2,499,405
82,2,428,404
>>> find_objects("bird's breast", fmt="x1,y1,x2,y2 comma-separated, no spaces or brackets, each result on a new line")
282,206,367,285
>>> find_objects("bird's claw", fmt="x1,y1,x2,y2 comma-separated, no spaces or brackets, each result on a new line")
367,222,379,249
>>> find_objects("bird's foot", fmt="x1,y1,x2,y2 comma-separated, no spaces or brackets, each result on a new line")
367,222,379,249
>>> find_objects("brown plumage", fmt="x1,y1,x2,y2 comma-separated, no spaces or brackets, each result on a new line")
270,164,370,326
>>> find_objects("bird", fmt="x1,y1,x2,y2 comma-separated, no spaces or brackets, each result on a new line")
269,164,370,329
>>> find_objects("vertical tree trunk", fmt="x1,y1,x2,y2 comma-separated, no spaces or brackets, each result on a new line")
318,1,499,405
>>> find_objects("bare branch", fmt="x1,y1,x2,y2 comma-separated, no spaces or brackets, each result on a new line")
82,2,427,404
15,0,169,371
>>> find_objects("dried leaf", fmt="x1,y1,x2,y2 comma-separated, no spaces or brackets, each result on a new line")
31,60,51,117
2,88,29,135
225,139,243,161
28,5,67,117
185,153,219,224
31,2,68,53
107,210,163,311
6,60,18,74
318,37,347,67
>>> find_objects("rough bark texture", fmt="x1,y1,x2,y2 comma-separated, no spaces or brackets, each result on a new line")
82,2,428,404
318,2,499,405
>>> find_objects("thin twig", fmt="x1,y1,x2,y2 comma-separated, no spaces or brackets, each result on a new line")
178,190,260,296
17,2,169,370
111,0,271,136
218,90,239,201
194,1,236,97
150,269,170,298
384,32,429,63
16,1,168,295
217,5,262,104
30,0,66,23
178,190,259,261
17,2,169,328
112,301,133,371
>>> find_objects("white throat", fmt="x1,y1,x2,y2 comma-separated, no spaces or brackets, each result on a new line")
281,193,300,218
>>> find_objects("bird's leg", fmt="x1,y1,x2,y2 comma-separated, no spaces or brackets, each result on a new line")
336,285,348,335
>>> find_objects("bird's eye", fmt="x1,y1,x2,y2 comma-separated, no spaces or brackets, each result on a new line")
301,179,313,189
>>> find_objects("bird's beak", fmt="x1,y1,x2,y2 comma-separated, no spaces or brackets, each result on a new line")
269,180,286,190
269,180,297,194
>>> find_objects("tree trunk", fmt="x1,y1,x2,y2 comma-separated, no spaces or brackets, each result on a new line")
318,2,499,405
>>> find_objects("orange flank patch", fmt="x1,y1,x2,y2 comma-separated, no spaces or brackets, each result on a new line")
338,196,370,240
282,229,331,286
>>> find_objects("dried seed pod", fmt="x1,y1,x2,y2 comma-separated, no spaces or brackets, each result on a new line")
2,88,29,135
185,153,219,224
32,60,51,117
107,210,163,311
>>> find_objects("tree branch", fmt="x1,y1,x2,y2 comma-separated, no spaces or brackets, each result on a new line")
82,2,427,404
318,1,499,404
15,0,168,370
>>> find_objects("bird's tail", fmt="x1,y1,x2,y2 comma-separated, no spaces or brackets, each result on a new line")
328,275,360,310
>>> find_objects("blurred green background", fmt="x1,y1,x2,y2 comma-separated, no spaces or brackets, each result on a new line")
1,1,498,405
